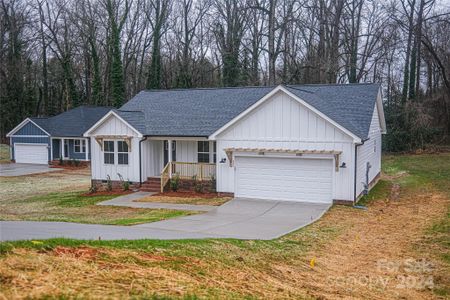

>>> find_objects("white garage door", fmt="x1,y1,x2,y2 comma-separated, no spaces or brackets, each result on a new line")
235,156,333,203
15,144,48,164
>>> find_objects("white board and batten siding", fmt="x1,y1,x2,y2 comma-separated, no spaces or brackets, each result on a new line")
215,90,356,202
89,114,141,182
356,104,382,197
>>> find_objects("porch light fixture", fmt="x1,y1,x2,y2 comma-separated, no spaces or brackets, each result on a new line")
340,162,347,168
220,158,227,163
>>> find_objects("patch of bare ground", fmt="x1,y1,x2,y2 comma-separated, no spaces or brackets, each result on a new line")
294,191,449,299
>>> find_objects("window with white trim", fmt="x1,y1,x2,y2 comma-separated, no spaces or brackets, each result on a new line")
74,139,86,153
104,141,114,164
197,141,209,163
117,141,129,165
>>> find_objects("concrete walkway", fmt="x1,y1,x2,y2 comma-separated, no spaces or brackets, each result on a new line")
98,192,216,212
0,197,330,241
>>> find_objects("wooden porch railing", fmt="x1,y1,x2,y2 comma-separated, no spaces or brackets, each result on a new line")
160,161,216,192
160,162,171,193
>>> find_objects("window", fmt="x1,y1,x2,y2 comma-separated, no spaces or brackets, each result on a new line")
213,142,217,163
197,141,209,163
117,141,129,165
104,141,114,164
74,139,86,153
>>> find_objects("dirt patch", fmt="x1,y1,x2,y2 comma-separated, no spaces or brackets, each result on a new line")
293,192,449,299
53,246,98,260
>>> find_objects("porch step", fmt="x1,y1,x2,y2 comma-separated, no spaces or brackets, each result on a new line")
140,177,161,192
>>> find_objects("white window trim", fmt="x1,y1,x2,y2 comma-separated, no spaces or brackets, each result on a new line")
103,139,129,166
117,140,129,165
103,140,115,165
74,139,86,153
197,141,210,163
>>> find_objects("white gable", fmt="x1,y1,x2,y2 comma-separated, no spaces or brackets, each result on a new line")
87,113,140,137
217,90,353,143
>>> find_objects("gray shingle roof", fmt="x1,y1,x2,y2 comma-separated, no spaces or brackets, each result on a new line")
119,83,380,139
31,106,111,137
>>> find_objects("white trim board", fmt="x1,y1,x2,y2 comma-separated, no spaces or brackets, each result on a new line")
208,85,362,143
7,118,51,137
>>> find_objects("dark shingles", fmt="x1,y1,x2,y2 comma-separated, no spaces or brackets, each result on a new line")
32,106,112,137
119,84,380,139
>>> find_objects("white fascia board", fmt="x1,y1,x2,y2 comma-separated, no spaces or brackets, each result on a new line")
6,118,50,137
209,85,362,143
83,110,143,137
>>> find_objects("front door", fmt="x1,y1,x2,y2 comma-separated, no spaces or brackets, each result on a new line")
163,140,176,166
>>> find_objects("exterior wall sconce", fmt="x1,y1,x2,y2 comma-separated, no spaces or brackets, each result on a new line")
340,162,347,168
220,158,227,163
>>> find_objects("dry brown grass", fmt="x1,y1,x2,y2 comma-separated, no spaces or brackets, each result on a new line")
1,187,447,299
137,194,232,206
0,168,91,202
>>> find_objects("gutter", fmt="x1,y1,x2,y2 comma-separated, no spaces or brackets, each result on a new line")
139,136,148,186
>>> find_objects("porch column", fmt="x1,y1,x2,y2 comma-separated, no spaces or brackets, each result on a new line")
61,138,65,159
168,139,173,178
50,138,53,161
209,141,214,163
85,138,89,161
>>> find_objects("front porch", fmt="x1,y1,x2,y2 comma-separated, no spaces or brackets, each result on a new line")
140,138,217,192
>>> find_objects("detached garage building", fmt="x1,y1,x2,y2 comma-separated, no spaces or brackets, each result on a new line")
85,83,386,205
7,106,110,165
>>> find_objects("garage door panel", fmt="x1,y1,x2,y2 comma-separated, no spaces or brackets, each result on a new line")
15,144,48,164
235,156,332,203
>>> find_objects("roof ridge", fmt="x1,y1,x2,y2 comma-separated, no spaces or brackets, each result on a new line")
142,86,275,92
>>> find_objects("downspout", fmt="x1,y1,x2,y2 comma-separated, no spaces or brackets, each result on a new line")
353,141,364,203
139,137,148,186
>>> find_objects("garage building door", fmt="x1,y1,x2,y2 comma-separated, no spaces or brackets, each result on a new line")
235,156,333,203
15,144,48,164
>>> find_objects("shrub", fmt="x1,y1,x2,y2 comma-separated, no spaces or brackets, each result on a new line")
192,175,204,193
89,184,97,194
117,173,130,191
209,175,216,193
106,175,112,191
170,173,180,191
74,160,80,167
59,157,64,165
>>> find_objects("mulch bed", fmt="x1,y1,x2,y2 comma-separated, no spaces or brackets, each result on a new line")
50,165,89,170
80,190,133,197
155,190,219,198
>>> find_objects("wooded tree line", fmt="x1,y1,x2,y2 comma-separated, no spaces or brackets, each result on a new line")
1,0,449,151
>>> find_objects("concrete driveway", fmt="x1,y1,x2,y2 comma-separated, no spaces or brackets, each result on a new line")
0,198,330,241
0,163,61,177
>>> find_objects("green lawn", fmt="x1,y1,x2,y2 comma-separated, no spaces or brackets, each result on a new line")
0,153,449,299
0,191,197,225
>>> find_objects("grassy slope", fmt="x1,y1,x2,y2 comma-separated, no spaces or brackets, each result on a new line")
0,191,197,225
0,154,449,299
